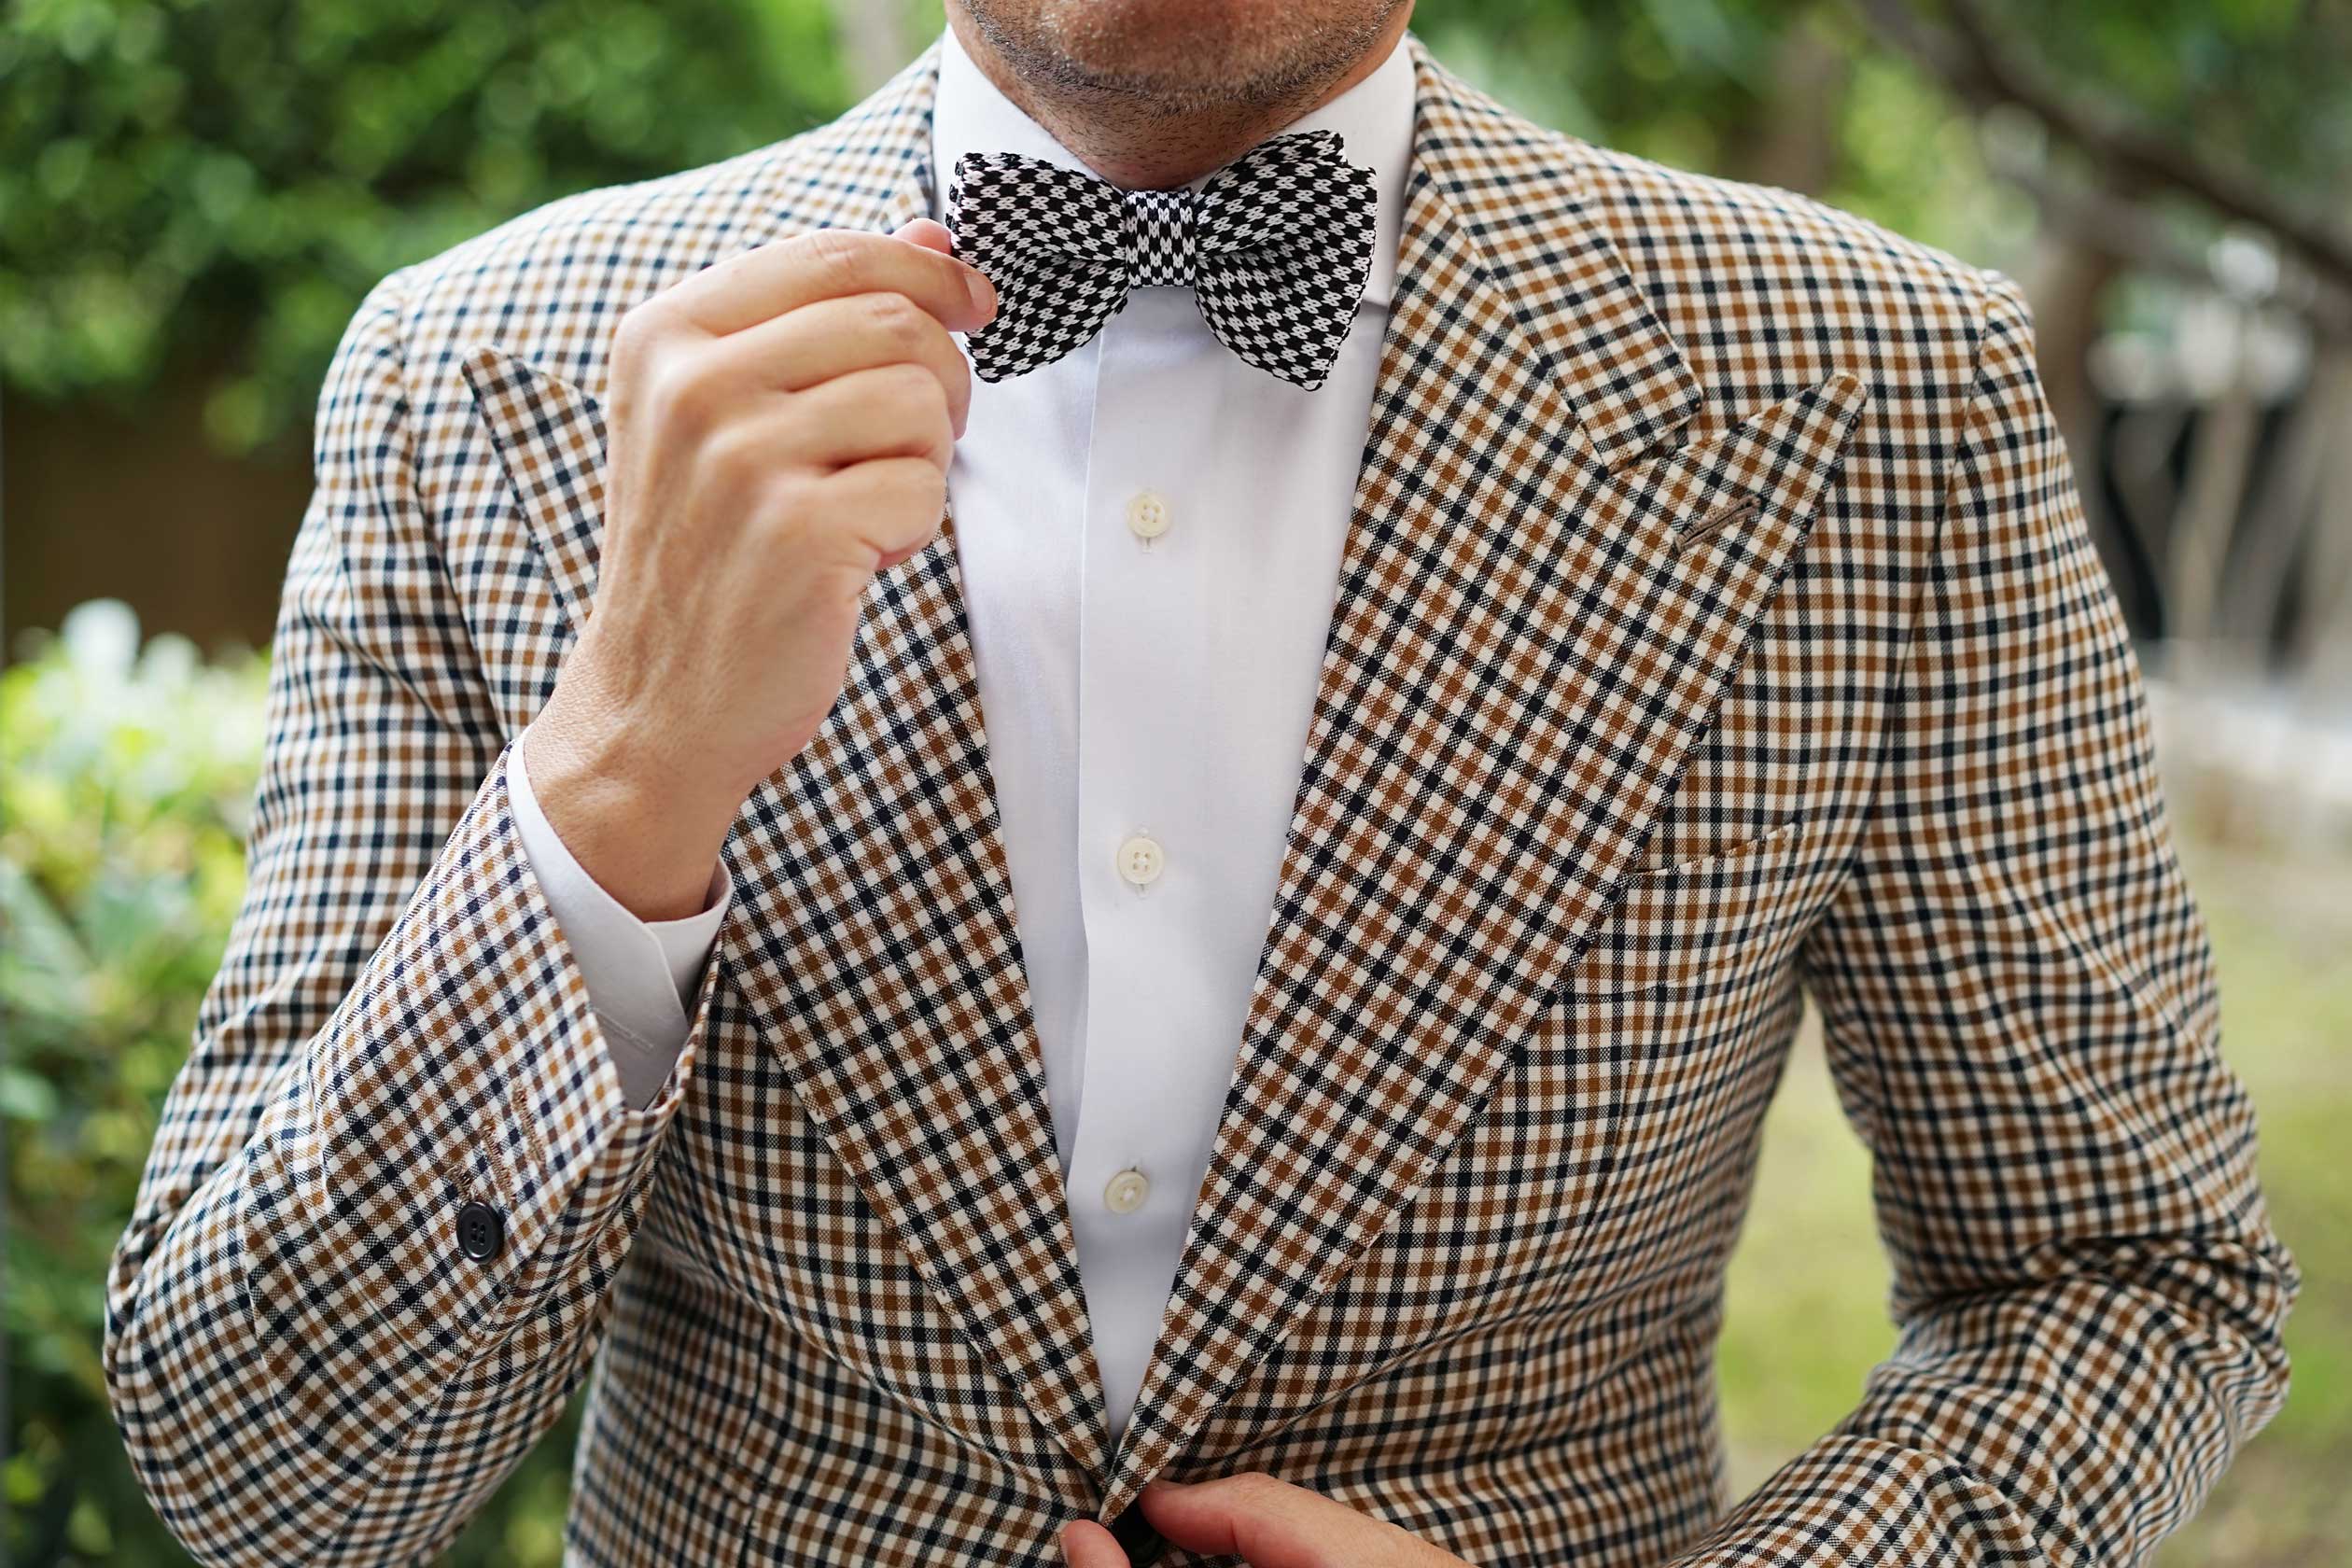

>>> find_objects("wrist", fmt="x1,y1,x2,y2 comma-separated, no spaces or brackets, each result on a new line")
522,667,739,922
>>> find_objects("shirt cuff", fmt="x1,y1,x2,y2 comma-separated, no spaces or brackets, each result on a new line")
507,730,731,1109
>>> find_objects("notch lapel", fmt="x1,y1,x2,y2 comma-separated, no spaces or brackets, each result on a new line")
463,45,1114,1489
1097,44,1869,1517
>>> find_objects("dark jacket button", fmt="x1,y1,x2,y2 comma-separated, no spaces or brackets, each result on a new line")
455,1201,506,1261
1110,1504,1166,1564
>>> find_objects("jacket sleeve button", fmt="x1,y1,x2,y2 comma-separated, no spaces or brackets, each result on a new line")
455,1201,506,1261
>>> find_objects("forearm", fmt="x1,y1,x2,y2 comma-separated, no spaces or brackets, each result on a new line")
519,652,746,923
1665,1236,2294,1568
105,752,705,1565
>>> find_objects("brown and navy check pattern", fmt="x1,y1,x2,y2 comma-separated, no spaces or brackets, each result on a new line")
105,35,2297,1568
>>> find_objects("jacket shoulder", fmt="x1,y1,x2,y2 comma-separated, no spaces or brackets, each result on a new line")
374,134,819,387
375,49,937,392
1579,140,1989,294
1564,140,2000,420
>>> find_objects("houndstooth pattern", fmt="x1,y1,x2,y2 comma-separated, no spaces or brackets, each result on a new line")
949,129,1375,387
1124,189,1197,286
104,35,2296,1568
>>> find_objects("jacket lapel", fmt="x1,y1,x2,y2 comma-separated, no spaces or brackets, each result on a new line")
464,46,1115,1490
462,33,1870,1518
1097,43,1869,1517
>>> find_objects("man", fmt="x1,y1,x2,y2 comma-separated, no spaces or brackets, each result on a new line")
105,0,2299,1563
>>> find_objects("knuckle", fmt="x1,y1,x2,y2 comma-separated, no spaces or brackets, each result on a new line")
701,415,764,478
758,470,820,525
899,461,948,506
847,363,931,428
882,359,945,411
613,297,655,344
795,227,866,289
614,293,674,353
861,290,925,343
609,303,664,383
657,360,720,431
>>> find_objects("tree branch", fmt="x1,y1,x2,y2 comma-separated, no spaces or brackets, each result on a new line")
1854,0,2352,295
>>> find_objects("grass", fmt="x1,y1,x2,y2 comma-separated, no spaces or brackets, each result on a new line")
1715,833,2352,1565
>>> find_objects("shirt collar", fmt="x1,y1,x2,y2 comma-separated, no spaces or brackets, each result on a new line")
929,25,1417,309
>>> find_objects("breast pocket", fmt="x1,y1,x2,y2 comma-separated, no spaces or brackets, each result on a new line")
1522,819,1817,1303
1563,818,1811,1001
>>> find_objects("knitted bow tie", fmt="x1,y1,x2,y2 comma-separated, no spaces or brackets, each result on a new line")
945,130,1377,390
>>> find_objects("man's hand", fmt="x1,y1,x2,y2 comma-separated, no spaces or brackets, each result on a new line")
524,219,996,918
1061,1475,1475,1567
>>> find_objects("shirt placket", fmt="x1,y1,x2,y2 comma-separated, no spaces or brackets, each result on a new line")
1066,289,1239,1443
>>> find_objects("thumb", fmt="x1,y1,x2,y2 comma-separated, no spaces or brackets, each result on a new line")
1058,1519,1131,1568
890,217,994,325
892,216,958,257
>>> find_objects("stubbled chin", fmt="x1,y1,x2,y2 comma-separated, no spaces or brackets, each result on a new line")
1011,0,1340,93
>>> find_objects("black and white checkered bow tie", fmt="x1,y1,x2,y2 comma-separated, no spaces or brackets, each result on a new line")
945,130,1377,390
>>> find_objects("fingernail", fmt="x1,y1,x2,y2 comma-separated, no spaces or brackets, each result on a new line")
967,267,997,317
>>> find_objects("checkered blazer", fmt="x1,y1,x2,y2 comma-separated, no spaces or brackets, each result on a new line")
105,36,2298,1568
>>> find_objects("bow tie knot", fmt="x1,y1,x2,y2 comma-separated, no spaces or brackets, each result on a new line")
1125,189,1199,288
947,130,1377,389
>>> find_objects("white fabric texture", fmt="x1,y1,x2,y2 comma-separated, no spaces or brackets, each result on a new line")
506,23,1415,1442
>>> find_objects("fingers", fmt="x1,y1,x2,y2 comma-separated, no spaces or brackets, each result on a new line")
719,289,973,437
663,226,996,337
1137,1474,1447,1568
768,363,955,473
1057,1519,1131,1568
817,457,947,568
894,217,958,257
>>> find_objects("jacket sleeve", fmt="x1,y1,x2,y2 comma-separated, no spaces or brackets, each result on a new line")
102,272,713,1566
1668,272,2299,1567
506,729,733,1109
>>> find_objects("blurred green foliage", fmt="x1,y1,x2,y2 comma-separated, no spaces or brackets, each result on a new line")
2,603,261,1564
0,0,850,449
1421,0,2352,187
0,604,581,1566
1969,0,2352,186
1416,0,2029,259
1416,0,2352,287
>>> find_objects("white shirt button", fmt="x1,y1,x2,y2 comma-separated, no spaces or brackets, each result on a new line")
1115,833,1165,888
1125,490,1172,541
1103,1168,1151,1214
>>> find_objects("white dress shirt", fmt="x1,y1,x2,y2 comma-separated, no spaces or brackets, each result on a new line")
510,25,1416,1444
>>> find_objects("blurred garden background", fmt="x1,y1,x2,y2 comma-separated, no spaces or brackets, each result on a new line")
4,0,2347,1562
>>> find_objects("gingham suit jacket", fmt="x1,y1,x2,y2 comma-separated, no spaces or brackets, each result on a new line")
106,37,2298,1568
